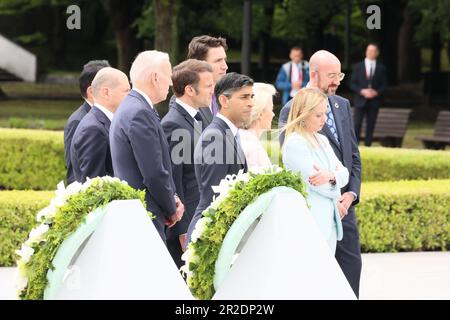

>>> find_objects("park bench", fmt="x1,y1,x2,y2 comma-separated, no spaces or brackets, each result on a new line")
415,110,450,150
355,108,412,148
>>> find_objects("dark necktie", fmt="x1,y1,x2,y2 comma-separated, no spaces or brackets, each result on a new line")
194,112,203,123
152,107,161,121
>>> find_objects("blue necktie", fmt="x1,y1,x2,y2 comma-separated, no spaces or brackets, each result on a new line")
326,103,339,143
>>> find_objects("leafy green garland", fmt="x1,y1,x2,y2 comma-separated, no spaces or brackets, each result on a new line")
15,177,150,300
182,167,307,300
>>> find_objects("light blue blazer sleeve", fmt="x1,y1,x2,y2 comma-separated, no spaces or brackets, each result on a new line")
319,134,349,189
282,134,347,199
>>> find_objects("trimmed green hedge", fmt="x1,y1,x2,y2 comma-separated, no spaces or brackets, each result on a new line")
265,141,450,182
1,179,449,266
1,130,449,190
360,147,450,182
0,190,53,267
358,179,450,252
0,128,65,190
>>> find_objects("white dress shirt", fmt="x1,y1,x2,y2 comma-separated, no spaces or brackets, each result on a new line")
175,98,199,121
364,58,377,78
132,88,154,109
94,103,114,122
217,113,238,137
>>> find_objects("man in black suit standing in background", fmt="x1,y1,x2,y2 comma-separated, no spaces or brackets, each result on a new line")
186,72,253,246
350,43,387,147
70,67,130,183
64,60,110,184
161,59,214,268
110,50,184,242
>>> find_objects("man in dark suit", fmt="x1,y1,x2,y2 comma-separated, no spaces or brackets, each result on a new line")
350,43,387,146
110,50,184,242
70,67,130,183
168,35,228,126
278,50,362,298
161,59,214,268
186,72,253,246
64,60,110,184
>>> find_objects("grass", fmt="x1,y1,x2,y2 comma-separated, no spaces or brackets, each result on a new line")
0,82,79,99
0,99,81,130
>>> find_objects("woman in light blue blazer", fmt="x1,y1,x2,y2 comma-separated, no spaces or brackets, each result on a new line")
282,88,349,254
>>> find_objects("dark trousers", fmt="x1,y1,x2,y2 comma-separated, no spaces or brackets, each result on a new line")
353,101,379,146
335,206,362,298
166,201,197,269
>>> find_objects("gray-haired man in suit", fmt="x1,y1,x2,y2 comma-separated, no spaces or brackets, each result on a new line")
109,50,184,242
278,50,362,298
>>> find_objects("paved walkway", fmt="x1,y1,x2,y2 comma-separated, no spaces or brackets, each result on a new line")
2,252,449,300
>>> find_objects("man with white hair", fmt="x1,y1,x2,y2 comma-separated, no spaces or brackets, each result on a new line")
109,50,185,242
70,67,130,183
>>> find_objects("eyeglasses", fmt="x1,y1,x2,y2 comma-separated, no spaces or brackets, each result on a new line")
325,72,345,81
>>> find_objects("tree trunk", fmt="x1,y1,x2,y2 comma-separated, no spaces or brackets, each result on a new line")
154,0,180,63
241,0,252,76
258,2,275,81
102,0,144,72
431,31,441,72
52,6,66,68
397,7,421,82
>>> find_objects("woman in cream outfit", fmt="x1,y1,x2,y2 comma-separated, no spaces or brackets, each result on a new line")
282,88,349,254
239,82,276,169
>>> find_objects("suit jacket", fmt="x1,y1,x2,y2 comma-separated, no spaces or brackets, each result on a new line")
64,101,91,184
169,94,213,127
186,116,248,243
70,106,113,183
275,61,310,105
349,61,387,108
161,102,203,237
278,95,362,206
109,90,177,240
283,133,349,240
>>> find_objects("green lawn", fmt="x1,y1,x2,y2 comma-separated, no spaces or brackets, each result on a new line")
0,82,79,99
0,99,80,130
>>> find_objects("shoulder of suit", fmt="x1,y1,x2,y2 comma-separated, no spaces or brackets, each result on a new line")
330,94,350,107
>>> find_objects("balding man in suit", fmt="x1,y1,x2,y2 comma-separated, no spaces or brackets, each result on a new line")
70,67,130,183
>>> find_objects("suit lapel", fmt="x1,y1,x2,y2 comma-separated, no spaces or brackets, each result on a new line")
215,118,247,169
199,107,213,126
91,106,111,131
173,103,202,135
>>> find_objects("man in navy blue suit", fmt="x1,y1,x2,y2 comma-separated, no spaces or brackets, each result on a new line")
186,72,253,246
278,50,362,298
70,67,130,183
161,59,214,268
110,50,184,242
64,60,110,184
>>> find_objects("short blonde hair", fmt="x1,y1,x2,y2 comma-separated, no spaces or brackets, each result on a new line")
245,82,276,128
283,88,327,139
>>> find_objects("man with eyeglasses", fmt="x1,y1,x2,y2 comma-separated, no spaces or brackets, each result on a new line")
278,50,362,298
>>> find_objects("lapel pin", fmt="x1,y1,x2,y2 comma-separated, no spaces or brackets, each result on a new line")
334,102,339,109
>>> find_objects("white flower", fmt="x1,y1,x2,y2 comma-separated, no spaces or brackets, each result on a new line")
15,244,34,263
15,270,28,298
81,177,93,191
191,217,211,243
36,205,57,222
25,224,49,246
65,181,83,197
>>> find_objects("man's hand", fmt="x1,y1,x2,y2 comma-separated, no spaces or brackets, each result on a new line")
165,196,184,228
337,201,348,219
292,80,302,90
179,233,187,252
309,164,335,186
339,192,355,215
